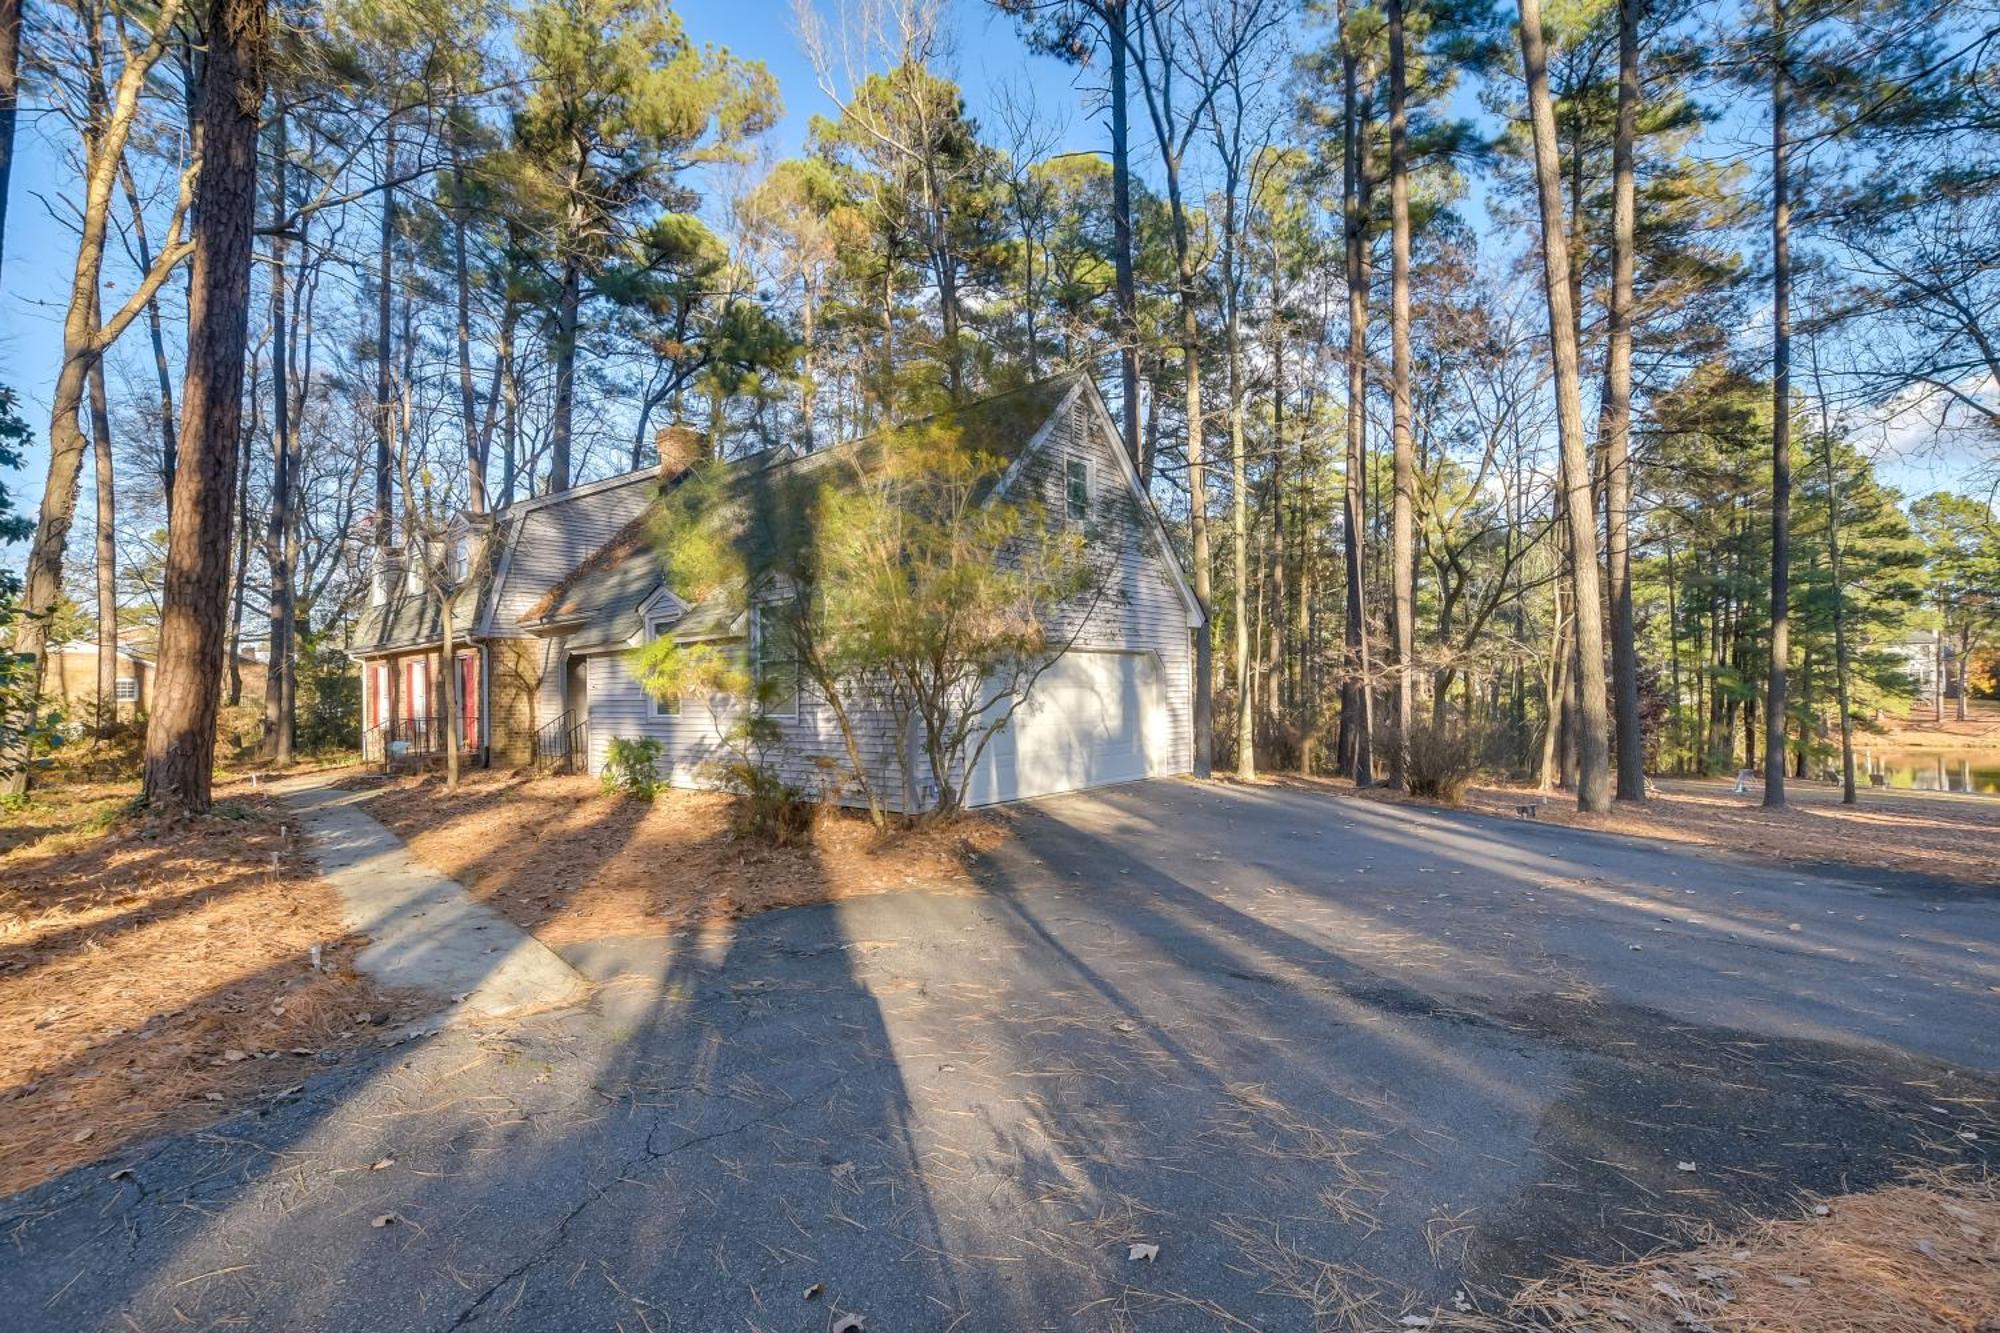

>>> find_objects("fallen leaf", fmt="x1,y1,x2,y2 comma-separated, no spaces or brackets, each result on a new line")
1772,1275,1810,1289
107,1167,134,1182
371,1213,398,1228
803,1283,823,1301
1127,1242,1160,1263
370,1157,396,1171
831,1316,863,1333
71,1125,95,1143
1652,1280,1685,1302
1398,1318,1433,1329
1917,1238,1940,1259
1676,1161,1697,1173
1812,1204,1830,1216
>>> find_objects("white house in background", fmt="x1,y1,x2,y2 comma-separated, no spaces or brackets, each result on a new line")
1889,629,1953,704
349,374,1203,810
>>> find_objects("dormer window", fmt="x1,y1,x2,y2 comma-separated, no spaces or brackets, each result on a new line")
1065,458,1090,522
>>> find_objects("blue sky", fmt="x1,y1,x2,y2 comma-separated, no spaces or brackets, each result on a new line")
0,0,1091,560
1,0,1981,570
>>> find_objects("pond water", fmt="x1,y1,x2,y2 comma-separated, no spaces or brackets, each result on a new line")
1855,749,2000,796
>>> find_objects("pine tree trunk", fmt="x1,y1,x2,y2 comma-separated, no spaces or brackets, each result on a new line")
374,129,397,541
1665,537,1684,772
1540,583,1568,790
226,353,255,709
1223,158,1253,782
499,305,519,507
1519,0,1612,812
1152,112,1212,776
264,111,296,764
0,0,17,284
1183,274,1214,778
1340,38,1376,786
1106,0,1143,480
1605,0,1645,800
453,154,486,514
142,0,265,816
1764,0,1793,807
7,0,187,797
89,318,117,734
119,163,179,496
1388,0,1415,788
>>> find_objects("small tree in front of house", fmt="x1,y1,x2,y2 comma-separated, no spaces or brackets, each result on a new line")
398,427,499,791
630,401,1119,826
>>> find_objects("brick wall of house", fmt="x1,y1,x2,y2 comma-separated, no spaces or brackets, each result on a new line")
488,638,554,767
46,649,150,720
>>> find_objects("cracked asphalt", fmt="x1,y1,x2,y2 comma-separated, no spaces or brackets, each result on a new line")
3,779,1996,1331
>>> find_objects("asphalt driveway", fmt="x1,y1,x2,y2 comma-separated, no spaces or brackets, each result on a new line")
4,779,1996,1331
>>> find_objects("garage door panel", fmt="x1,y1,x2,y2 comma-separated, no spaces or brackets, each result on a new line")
969,650,1165,806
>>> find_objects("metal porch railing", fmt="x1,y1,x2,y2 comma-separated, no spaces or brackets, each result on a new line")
532,710,588,773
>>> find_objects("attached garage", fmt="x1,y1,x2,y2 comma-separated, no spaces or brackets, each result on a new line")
966,649,1172,807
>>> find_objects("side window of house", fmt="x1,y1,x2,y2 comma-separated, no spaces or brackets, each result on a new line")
114,677,138,703
754,608,798,718
1066,457,1090,522
647,619,680,717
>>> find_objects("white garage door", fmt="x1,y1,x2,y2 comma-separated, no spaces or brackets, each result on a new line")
967,650,1166,807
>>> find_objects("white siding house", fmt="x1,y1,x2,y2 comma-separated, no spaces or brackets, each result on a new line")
352,374,1202,807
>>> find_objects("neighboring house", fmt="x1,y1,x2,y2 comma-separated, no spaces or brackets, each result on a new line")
36,637,265,724
350,374,1203,809
1889,629,1953,703
44,640,155,718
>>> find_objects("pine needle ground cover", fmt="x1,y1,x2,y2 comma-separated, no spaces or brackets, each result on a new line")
358,770,1010,947
1445,1171,2000,1332
0,780,428,1195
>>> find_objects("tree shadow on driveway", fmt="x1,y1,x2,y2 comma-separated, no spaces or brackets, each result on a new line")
2,778,1995,1331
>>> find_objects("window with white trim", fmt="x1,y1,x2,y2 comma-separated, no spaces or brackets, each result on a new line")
114,677,138,703
1065,457,1090,522
753,608,798,719
646,618,681,717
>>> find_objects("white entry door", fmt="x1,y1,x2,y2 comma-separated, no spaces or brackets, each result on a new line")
967,650,1165,807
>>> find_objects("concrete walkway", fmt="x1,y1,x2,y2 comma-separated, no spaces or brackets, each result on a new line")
279,774,589,1019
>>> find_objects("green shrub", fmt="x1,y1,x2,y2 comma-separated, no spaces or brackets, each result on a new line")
295,630,361,754
717,757,818,847
1404,722,1477,802
601,736,663,799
